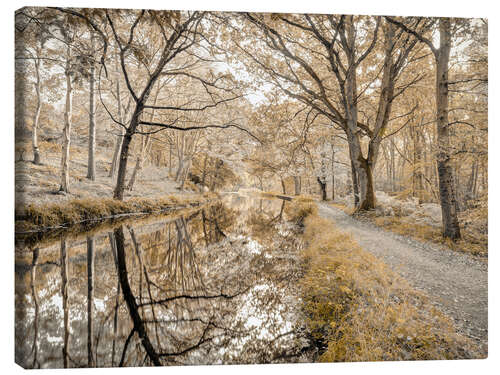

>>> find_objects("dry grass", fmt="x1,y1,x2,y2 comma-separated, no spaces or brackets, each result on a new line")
15,192,219,234
291,201,478,361
286,200,318,226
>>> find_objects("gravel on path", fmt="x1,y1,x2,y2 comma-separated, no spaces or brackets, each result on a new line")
318,203,488,354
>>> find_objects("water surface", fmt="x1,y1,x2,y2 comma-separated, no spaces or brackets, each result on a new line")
15,194,312,368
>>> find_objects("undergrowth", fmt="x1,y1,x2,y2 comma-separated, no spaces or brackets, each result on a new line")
288,201,479,361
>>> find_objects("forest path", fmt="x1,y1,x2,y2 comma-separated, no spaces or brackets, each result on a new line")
317,203,488,352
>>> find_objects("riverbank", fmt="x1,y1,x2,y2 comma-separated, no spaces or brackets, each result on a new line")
15,130,217,240
288,199,481,361
15,192,219,237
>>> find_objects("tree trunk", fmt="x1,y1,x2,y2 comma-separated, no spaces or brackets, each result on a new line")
109,51,124,179
293,176,301,195
127,156,142,191
201,154,208,186
412,132,416,197
113,129,133,200
86,83,96,179
342,17,375,210
86,236,95,367
30,248,40,368
109,128,124,178
480,160,486,194
390,140,396,191
350,148,376,210
423,132,431,190
175,157,184,182
365,20,396,187
466,161,475,196
15,42,28,140
435,18,461,240
414,125,425,201
317,177,327,201
350,158,359,206
168,144,173,176
32,54,42,165
383,145,390,191
108,233,121,367
357,159,376,210
59,51,73,193
128,129,152,192
331,144,335,201
87,34,96,181
112,50,161,200
127,87,158,190
60,238,70,368
472,160,479,198
113,226,161,366
347,135,376,210
210,159,223,191
109,45,124,179
344,17,362,208
179,158,192,191
113,73,157,200
175,135,185,182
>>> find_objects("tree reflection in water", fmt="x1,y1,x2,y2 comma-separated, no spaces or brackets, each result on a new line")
15,195,314,368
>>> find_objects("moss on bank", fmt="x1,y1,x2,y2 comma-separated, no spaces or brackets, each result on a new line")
288,201,480,361
15,192,219,235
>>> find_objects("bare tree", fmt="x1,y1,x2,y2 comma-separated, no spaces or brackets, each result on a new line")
59,39,73,193
87,236,95,366
60,237,70,368
386,16,461,239
86,32,97,181
240,14,422,209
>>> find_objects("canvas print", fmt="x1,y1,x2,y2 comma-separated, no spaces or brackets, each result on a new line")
14,6,487,368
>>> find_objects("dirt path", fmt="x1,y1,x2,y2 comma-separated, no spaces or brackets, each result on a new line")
318,203,488,353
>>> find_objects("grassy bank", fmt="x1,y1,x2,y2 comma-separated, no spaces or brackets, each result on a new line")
15,192,219,235
288,200,479,361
